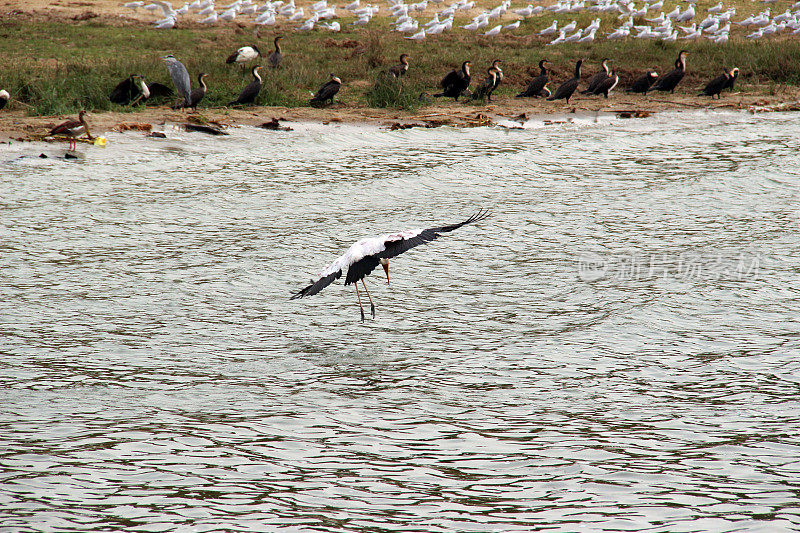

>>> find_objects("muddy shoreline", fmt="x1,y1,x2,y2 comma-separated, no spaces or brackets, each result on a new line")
2,92,799,144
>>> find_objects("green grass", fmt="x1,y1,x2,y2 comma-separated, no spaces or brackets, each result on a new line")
0,3,799,116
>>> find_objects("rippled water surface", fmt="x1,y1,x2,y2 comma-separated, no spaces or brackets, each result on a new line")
2,111,800,531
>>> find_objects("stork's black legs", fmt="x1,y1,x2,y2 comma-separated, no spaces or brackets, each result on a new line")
355,283,365,322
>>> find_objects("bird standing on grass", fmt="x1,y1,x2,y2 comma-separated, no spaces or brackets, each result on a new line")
229,65,262,106
226,45,262,68
49,111,92,151
268,36,284,68
291,210,490,322
161,54,192,108
310,73,342,106
389,53,411,78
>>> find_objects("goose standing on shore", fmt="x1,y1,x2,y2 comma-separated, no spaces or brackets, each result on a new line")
310,73,342,106
547,59,582,104
161,54,191,108
229,65,262,106
700,67,738,98
516,59,550,98
49,111,91,151
389,53,410,78
434,61,471,100
651,50,688,94
626,70,659,94
580,58,611,95
268,36,284,68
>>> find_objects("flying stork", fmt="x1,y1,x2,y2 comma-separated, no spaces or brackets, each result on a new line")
291,210,490,321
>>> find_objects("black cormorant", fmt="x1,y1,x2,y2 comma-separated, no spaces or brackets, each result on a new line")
229,65,262,106
434,61,471,100
625,71,659,94
652,50,688,94
310,73,342,106
516,59,550,98
547,59,583,104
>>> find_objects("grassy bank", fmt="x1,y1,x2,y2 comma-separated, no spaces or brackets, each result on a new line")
1,5,799,116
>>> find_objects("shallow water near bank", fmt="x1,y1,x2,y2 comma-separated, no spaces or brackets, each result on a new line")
2,110,800,531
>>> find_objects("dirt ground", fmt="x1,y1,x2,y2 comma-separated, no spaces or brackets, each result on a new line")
2,90,799,144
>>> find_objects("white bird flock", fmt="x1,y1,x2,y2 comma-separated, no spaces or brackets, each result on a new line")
123,0,800,46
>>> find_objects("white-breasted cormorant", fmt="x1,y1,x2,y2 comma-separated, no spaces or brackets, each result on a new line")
0,89,9,110
626,71,658,94
547,59,582,104
389,54,410,78
589,71,619,98
516,59,550,98
229,65,262,106
723,67,739,91
581,58,611,95
268,36,284,68
701,67,738,99
434,61,471,101
652,50,688,94
187,73,209,110
310,73,342,106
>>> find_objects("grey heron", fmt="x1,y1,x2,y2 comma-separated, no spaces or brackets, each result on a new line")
161,54,191,108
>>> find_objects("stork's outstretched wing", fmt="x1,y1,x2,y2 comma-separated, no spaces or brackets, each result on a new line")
378,209,490,260
290,269,342,299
